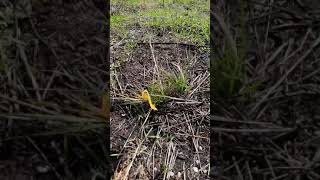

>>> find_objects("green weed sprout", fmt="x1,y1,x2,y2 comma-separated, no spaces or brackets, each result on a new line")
148,70,189,105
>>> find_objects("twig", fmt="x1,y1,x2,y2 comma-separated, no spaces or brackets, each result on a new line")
17,44,42,101
212,127,294,133
137,41,208,48
250,31,320,114
0,94,57,114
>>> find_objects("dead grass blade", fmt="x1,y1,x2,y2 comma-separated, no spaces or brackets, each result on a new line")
113,128,153,180
18,44,41,101
0,113,103,123
1,124,104,142
212,127,294,133
0,94,57,114
212,10,238,59
250,31,320,114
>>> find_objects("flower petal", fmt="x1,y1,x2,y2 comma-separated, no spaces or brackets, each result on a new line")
141,90,157,111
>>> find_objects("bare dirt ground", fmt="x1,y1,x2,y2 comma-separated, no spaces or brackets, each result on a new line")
212,1,320,179
0,0,108,179
111,43,209,179
110,1,210,179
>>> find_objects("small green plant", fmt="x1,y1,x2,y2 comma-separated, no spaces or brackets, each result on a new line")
240,80,262,99
148,70,189,105
148,80,168,105
213,0,250,99
161,164,169,175
125,40,138,50
163,71,189,96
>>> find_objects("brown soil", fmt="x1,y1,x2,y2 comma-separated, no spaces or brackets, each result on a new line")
111,42,210,179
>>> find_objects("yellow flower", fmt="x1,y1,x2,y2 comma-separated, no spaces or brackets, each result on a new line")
141,90,157,111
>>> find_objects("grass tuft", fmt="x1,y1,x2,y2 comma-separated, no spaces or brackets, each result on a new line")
213,0,250,99
148,70,189,105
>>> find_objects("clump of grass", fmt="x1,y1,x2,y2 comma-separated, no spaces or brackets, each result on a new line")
213,47,246,99
125,40,138,51
148,70,189,105
213,0,252,99
163,71,189,96
148,81,167,105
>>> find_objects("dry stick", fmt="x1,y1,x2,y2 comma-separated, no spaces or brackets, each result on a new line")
137,41,207,48
245,161,254,180
0,94,57,114
150,94,201,103
123,128,153,180
174,132,209,140
113,68,124,94
149,38,165,94
26,8,63,100
185,113,202,174
211,11,238,60
187,72,209,98
1,124,103,142
266,138,302,166
183,162,186,180
263,0,273,52
223,158,244,172
212,127,293,133
164,141,177,180
149,38,159,80
0,113,102,123
28,12,60,61
300,65,320,82
18,44,41,101
115,123,138,160
152,139,157,179
233,156,244,180
260,42,288,74
265,156,276,178
212,115,277,126
42,70,57,99
250,32,320,115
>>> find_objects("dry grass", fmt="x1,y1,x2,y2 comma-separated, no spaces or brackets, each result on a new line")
110,3,209,179
212,0,320,179
0,0,108,179
111,39,210,179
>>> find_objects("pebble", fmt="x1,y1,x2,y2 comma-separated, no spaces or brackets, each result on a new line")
36,165,50,173
168,171,174,177
192,167,199,173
